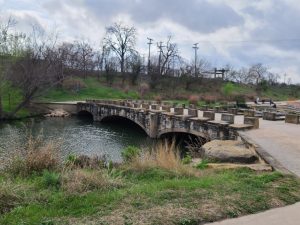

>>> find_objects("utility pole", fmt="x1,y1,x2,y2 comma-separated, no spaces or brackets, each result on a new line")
147,37,153,74
284,73,287,84
157,41,164,76
193,43,199,77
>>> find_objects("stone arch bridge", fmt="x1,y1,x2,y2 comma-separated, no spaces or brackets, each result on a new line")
75,100,258,140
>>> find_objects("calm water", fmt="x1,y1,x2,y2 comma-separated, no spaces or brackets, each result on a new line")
0,116,155,162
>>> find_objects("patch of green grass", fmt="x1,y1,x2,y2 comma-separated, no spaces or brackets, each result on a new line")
39,77,139,102
1,82,30,118
1,167,300,225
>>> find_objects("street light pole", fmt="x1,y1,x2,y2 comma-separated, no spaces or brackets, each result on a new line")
193,43,199,77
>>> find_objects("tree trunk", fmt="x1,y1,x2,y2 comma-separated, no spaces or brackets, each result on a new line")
121,60,125,87
0,95,3,119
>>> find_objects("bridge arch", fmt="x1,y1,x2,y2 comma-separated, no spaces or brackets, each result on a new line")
100,115,150,137
157,128,209,141
77,110,94,119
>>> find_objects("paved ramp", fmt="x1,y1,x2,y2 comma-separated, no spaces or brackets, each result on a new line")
208,202,300,225
240,119,300,177
207,119,300,225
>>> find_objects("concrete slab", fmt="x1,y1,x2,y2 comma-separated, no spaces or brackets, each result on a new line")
240,119,300,177
207,203,300,225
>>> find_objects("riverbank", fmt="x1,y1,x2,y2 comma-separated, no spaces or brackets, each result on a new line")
1,138,300,225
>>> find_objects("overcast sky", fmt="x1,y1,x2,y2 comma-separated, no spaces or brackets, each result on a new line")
1,0,300,83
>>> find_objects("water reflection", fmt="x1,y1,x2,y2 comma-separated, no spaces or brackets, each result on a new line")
0,116,154,162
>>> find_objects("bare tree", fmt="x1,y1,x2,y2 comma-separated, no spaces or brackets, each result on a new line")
104,22,137,85
0,17,19,119
248,63,268,85
158,36,179,76
129,52,143,85
7,27,65,117
74,40,95,79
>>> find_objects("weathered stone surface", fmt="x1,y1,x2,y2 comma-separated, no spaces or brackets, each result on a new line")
203,111,215,120
45,109,70,118
285,114,299,124
244,117,259,129
263,112,276,121
202,140,258,164
221,113,234,124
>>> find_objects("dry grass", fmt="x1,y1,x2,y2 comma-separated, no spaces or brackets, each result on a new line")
129,140,200,177
61,169,122,195
0,181,27,214
5,134,61,176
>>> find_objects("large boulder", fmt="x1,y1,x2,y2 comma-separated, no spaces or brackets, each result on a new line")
202,140,258,164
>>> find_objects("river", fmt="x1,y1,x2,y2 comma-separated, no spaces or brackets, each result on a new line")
0,116,155,162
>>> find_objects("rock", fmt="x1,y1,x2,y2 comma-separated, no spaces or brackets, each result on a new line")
45,109,70,118
202,140,258,164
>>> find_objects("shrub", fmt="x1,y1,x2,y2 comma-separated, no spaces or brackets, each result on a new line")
65,154,108,169
25,141,60,174
127,140,200,177
138,82,150,98
61,169,122,194
222,82,235,97
196,160,209,170
41,170,61,189
121,146,141,163
182,154,192,165
188,95,199,105
4,135,61,177
62,78,87,92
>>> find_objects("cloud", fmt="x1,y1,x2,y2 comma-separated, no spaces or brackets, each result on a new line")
1,0,300,82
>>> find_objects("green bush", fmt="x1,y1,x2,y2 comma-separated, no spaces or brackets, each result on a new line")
196,159,209,170
41,170,61,189
182,154,192,165
222,82,235,97
121,146,140,162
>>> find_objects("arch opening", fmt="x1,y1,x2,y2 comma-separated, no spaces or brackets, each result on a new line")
100,116,148,136
77,110,94,121
159,132,208,157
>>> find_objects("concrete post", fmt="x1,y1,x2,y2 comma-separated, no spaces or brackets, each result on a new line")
203,111,215,120
245,117,259,129
174,107,184,115
228,108,238,115
162,105,171,112
263,112,276,121
285,114,299,124
244,110,255,117
221,113,235,124
151,104,159,110
142,103,150,110
188,108,198,117
149,113,159,138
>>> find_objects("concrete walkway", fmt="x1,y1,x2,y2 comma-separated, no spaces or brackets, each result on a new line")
208,202,300,225
241,119,300,176
206,119,300,225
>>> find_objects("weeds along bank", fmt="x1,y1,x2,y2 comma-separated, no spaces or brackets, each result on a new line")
1,136,300,225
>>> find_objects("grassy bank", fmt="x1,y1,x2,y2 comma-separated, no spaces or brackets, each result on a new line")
1,139,300,225
39,76,300,103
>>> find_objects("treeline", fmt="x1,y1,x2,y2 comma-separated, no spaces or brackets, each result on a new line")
0,18,296,118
